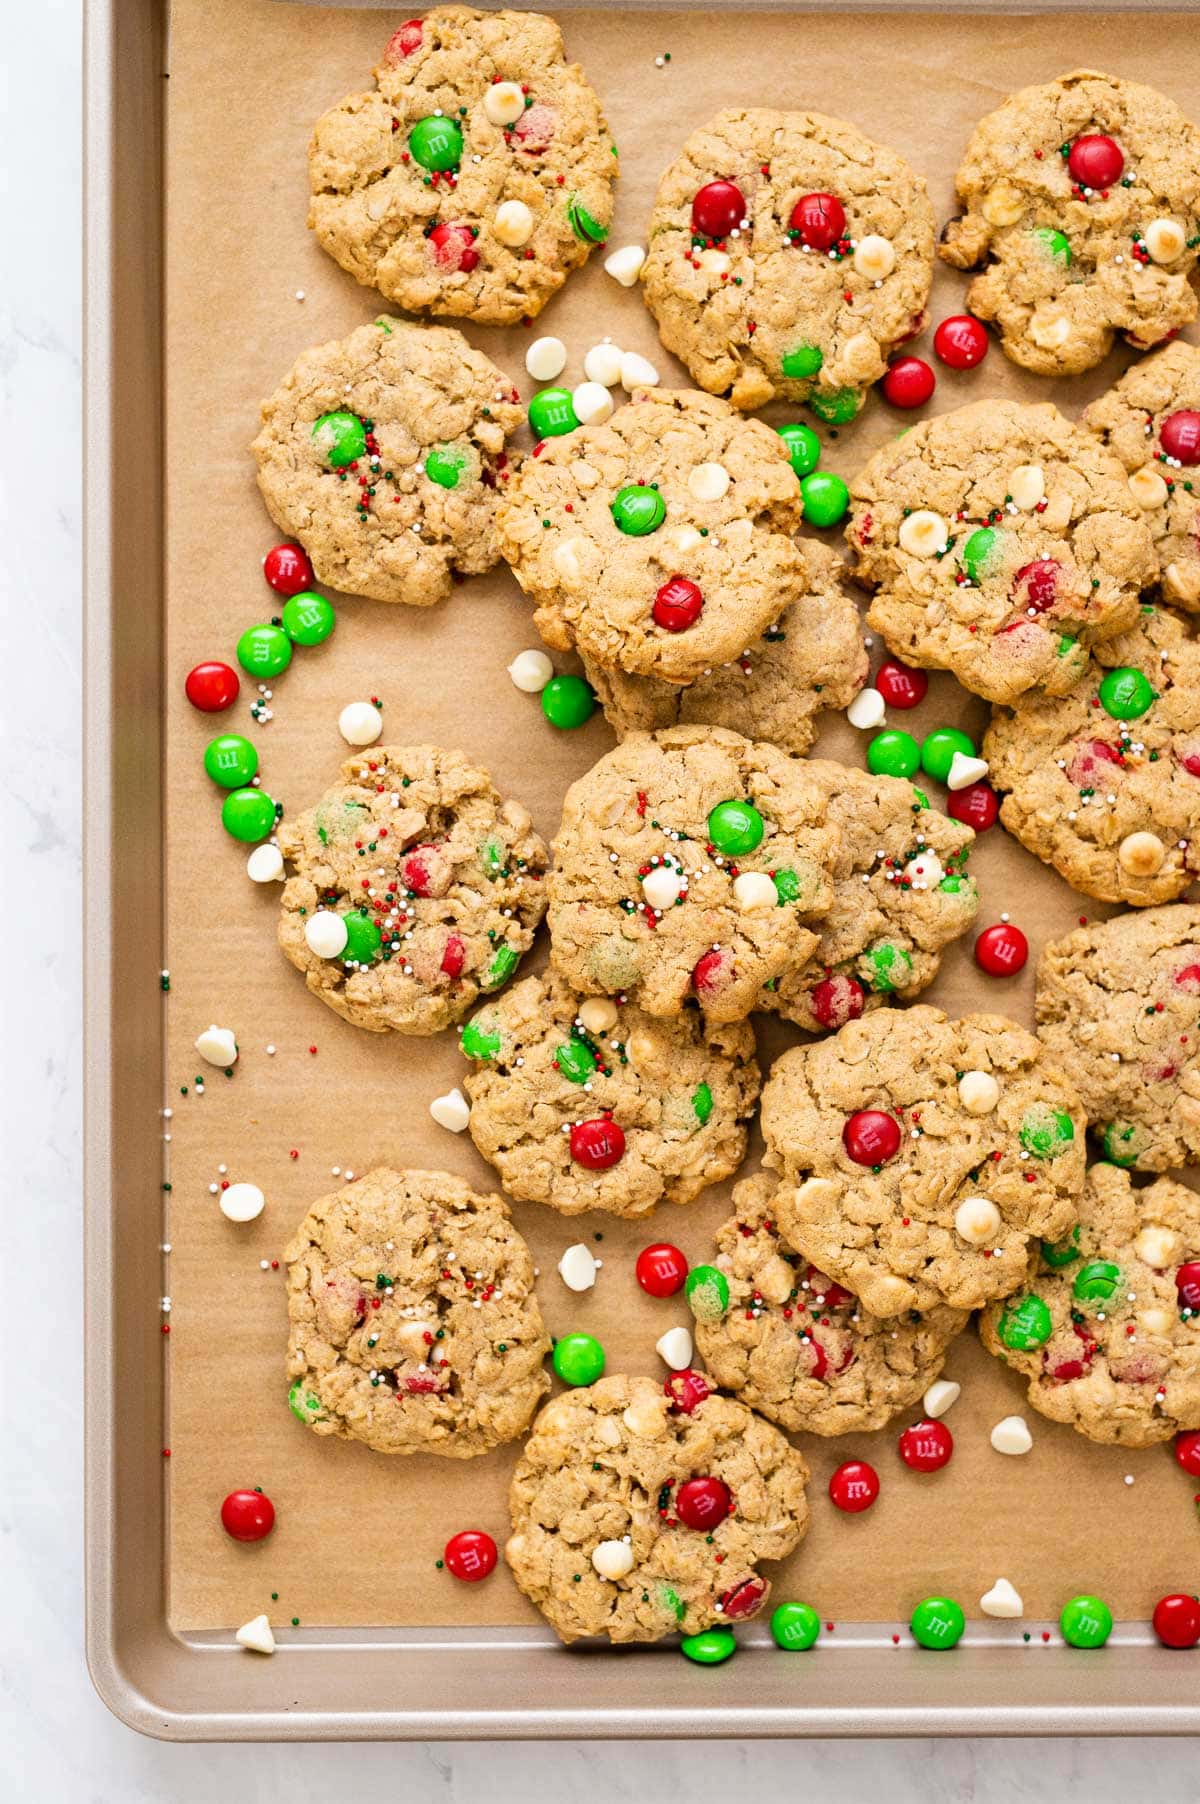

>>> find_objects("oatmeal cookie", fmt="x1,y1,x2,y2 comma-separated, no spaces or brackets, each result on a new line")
505,1373,809,1642
940,70,1200,375
308,7,616,324
284,1167,550,1457
979,1161,1200,1448
847,398,1157,704
277,744,548,1036
253,318,523,606
641,107,934,416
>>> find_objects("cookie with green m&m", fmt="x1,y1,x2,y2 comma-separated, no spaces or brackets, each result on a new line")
460,973,759,1218
979,1160,1200,1448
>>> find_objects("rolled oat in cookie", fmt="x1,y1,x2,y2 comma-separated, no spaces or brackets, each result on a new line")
546,726,841,1024
308,7,616,324
460,973,759,1219
847,398,1157,705
940,69,1200,376
505,1373,809,1642
284,1166,550,1457
277,744,547,1036
640,107,934,416
984,604,1200,906
496,387,809,686
978,1161,1200,1449
761,1005,1085,1316
1036,904,1200,1171
253,318,523,606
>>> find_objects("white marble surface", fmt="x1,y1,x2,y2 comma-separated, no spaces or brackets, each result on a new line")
0,1,1195,1793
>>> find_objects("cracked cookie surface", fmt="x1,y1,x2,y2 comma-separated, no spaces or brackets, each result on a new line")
277,744,548,1036
847,398,1157,704
308,7,616,324
253,318,523,605
284,1167,550,1457
940,69,1200,375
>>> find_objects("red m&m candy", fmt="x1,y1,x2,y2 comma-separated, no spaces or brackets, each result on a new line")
933,314,989,369
569,1117,626,1170
1175,1429,1200,1476
428,221,480,272
898,1419,954,1472
875,658,928,710
440,933,466,978
947,780,1000,833
653,576,704,632
790,192,846,251
881,356,936,410
692,948,729,994
664,1368,711,1415
829,1459,879,1513
262,542,314,597
1013,558,1061,613
975,922,1029,977
220,1488,275,1543
443,1529,498,1582
185,660,240,713
1152,1592,1200,1649
384,18,423,61
1177,1261,1200,1312
1067,134,1124,190
691,180,746,239
843,1109,901,1166
636,1242,689,1297
719,1576,766,1620
809,974,866,1030
676,1475,732,1531
1161,411,1200,465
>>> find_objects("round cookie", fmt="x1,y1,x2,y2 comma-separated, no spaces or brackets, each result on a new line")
979,1161,1200,1449
277,744,548,1036
763,762,978,1034
504,1374,809,1643
693,1174,969,1436
761,1005,1085,1316
253,319,523,606
495,387,809,685
640,107,935,416
308,7,617,324
1036,904,1200,1172
1082,340,1200,611
940,69,1200,375
580,539,868,755
847,398,1157,705
284,1167,550,1457
546,725,841,1023
460,974,759,1218
983,604,1200,905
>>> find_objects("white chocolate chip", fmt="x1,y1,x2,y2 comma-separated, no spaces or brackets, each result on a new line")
1030,313,1072,351
622,1396,668,1438
794,1176,841,1212
1008,463,1045,510
853,233,895,280
571,458,600,489
898,509,949,558
1166,559,1200,606
572,381,614,426
591,1538,635,1580
220,1182,265,1224
304,910,349,959
338,701,383,746
655,1325,694,1370
668,524,703,555
246,843,285,883
990,1414,1033,1456
946,751,990,791
955,1195,1002,1245
558,1242,599,1292
429,1087,471,1133
642,865,683,910
981,181,1025,227
1134,1225,1179,1268
619,350,659,391
980,1578,1023,1619
483,80,525,127
1138,1307,1175,1337
1129,466,1169,509
1118,831,1166,876
235,1614,277,1655
493,199,534,247
578,997,619,1034
1144,218,1186,264
697,247,731,275
626,1027,666,1071
507,648,554,693
195,1025,238,1068
583,341,624,386
846,687,886,730
604,243,646,287
551,535,589,584
958,1069,999,1115
525,336,566,381
687,462,730,503
922,1379,961,1419
731,871,777,912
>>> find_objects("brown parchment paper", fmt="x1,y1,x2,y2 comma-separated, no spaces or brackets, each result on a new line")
163,0,1200,1631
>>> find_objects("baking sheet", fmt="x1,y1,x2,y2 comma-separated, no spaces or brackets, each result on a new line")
162,0,1200,1638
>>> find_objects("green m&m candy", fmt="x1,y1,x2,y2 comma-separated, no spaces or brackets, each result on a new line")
528,387,579,439
611,484,665,536
311,410,366,468
773,868,801,903
770,1601,821,1650
685,1264,730,1321
566,195,608,244
1073,1259,1123,1305
864,942,913,993
281,591,336,646
921,726,975,784
552,1331,605,1386
961,526,1003,584
867,729,920,779
425,445,469,489
707,798,765,856
781,344,824,380
1102,1120,1147,1167
236,623,293,679
1019,1105,1076,1158
555,1038,597,1083
461,1018,502,1060
1098,666,1156,720
692,1081,713,1125
910,1596,966,1650
288,1379,323,1423
1060,1594,1112,1648
485,944,520,988
778,421,821,479
800,469,850,528
680,1629,737,1666
1041,1225,1081,1268
342,910,382,966
997,1292,1053,1351
541,673,595,729
1034,225,1072,266
809,386,859,424
221,786,278,843
203,733,258,789
408,113,463,172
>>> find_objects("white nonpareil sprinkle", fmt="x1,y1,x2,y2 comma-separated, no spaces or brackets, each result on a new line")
194,1025,238,1068
990,1414,1033,1456
220,1181,265,1224
655,1325,694,1370
429,1088,471,1133
235,1614,277,1655
980,1578,1024,1619
557,1242,600,1292
338,701,383,747
525,336,567,382
583,341,624,387
507,648,555,693
922,1378,961,1419
846,687,886,730
604,244,646,286
246,843,285,883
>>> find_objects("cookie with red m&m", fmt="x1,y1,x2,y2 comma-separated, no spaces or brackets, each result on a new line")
284,1167,550,1457
640,107,934,415
761,1005,1084,1316
940,70,1200,375
693,1174,968,1436
308,8,616,324
459,973,759,1218
979,1161,1200,1448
